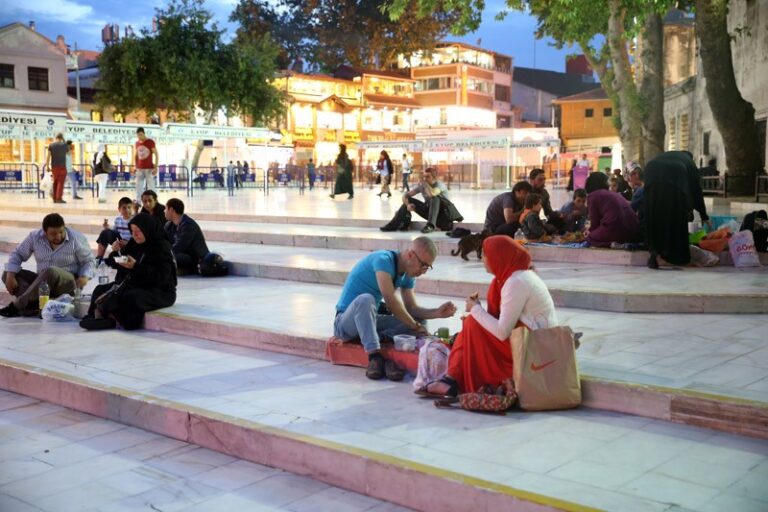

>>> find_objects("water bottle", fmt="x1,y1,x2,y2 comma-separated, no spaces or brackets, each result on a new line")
514,228,525,241
98,262,109,285
38,282,50,311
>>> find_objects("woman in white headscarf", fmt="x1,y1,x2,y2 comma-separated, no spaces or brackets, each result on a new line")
93,144,111,203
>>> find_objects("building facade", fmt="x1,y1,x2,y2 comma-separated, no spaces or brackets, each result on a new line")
396,42,514,134
663,5,767,174
552,87,619,153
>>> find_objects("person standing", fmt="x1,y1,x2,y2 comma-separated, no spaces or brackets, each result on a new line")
242,161,249,186
643,151,711,268
65,140,83,200
93,145,111,203
376,150,393,198
210,156,219,173
46,133,68,204
134,127,158,203
401,153,412,191
235,160,242,189
226,161,235,189
329,144,354,200
307,158,316,190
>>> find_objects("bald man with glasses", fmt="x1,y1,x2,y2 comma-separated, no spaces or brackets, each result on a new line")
334,236,457,381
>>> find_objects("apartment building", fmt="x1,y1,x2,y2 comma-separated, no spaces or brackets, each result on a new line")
396,41,514,135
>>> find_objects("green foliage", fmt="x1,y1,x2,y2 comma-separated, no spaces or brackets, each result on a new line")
233,0,460,71
96,0,285,124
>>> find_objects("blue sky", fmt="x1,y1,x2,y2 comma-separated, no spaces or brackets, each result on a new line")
0,0,575,71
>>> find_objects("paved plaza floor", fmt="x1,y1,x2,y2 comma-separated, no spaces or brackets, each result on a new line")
0,390,412,512
0,187,766,511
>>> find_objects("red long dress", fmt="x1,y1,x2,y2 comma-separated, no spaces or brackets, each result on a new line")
447,236,532,394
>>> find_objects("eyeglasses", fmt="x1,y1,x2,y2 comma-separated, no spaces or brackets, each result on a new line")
413,251,433,270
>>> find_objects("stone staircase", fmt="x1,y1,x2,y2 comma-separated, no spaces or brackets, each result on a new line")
0,198,767,511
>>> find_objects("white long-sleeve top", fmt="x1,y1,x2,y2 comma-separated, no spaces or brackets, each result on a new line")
470,270,558,340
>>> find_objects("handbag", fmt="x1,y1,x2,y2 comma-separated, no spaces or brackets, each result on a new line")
509,325,581,411
94,279,128,316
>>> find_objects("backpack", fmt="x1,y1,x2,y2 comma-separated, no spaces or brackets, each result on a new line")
199,252,229,277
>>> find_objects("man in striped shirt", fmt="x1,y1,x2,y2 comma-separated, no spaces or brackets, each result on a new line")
1,213,95,317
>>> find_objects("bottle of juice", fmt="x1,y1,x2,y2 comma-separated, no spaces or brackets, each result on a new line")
38,282,50,310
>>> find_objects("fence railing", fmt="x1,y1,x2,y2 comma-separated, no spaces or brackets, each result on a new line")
701,175,727,197
757,175,768,202
0,163,41,195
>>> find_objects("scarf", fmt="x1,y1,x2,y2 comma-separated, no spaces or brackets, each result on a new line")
483,236,532,318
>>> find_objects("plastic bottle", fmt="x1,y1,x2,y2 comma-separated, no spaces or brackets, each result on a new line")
38,282,50,310
514,228,525,241
97,261,109,285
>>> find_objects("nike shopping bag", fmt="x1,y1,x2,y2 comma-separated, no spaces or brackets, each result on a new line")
510,326,581,411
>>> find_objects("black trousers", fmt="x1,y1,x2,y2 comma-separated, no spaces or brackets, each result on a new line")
385,196,454,230
89,282,176,330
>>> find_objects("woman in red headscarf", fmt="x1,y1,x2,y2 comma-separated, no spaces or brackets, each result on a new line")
418,236,558,397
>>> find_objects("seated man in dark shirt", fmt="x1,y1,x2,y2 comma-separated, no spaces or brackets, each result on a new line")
483,181,532,237
164,198,210,275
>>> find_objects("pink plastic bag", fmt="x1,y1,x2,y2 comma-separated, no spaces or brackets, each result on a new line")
729,230,762,268
412,338,450,390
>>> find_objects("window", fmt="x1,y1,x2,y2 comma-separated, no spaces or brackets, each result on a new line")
27,66,49,91
702,131,710,155
603,107,612,117
415,77,453,91
439,108,447,125
667,117,677,150
113,113,125,123
0,63,14,88
585,108,594,118
680,113,689,150
495,84,510,102
90,110,103,122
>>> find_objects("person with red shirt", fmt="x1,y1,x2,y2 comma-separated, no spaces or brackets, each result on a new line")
134,127,158,202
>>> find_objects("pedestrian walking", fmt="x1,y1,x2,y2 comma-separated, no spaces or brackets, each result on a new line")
377,150,393,198
307,158,316,190
134,127,158,202
46,133,68,204
401,153,412,191
329,144,354,200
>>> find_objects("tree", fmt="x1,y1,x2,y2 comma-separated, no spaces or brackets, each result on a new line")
232,0,460,71
96,0,285,168
387,0,669,166
694,0,762,195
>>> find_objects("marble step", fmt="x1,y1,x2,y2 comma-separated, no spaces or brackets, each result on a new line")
2,213,765,267
1,227,765,314
1,321,767,512
0,201,484,231
139,276,768,440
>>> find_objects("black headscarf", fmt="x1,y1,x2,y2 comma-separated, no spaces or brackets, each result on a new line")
129,212,164,245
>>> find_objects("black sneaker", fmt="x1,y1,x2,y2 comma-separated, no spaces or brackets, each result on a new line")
366,354,385,380
380,225,397,232
0,303,19,318
384,360,404,381
420,224,435,234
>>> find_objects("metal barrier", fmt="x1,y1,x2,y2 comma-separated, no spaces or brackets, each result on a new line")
156,164,190,192
756,175,768,202
0,162,41,195
701,175,727,196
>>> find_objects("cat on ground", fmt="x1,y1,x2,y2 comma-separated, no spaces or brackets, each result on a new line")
451,230,491,260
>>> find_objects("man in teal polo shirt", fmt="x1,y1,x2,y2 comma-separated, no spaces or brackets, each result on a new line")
334,236,457,381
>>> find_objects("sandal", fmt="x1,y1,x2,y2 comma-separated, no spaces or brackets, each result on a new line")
415,376,458,399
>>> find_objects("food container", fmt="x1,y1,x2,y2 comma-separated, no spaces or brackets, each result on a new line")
393,334,417,352
73,295,91,319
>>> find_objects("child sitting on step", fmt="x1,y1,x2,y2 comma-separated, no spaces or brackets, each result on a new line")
96,196,134,262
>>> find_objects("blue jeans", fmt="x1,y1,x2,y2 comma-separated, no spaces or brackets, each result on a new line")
67,172,79,198
333,294,424,353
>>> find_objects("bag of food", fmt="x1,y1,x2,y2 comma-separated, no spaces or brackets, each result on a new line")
729,230,762,268
689,245,719,267
40,172,53,196
41,298,75,322
510,326,581,411
698,226,731,253
413,338,449,391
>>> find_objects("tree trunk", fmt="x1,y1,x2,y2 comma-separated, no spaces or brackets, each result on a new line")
638,12,665,164
606,0,643,164
695,0,762,195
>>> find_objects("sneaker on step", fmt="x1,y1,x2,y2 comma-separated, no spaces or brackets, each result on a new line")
0,303,19,318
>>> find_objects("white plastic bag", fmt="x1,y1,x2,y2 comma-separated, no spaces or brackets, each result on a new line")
413,338,450,390
40,172,53,196
41,299,75,322
690,245,719,267
729,230,762,268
